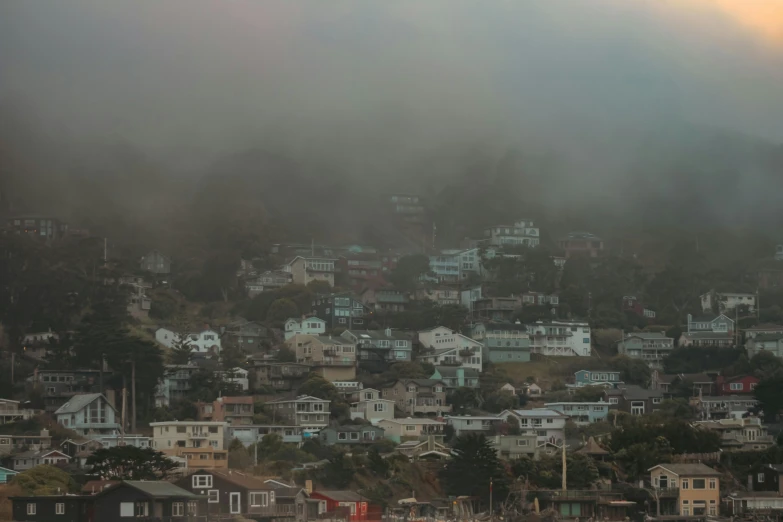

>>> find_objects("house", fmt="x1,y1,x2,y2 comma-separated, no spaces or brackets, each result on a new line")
228,425,306,447
483,220,540,247
544,402,610,425
319,425,385,446
224,320,269,349
92,434,150,449
285,256,336,287
0,399,39,424
701,290,757,313
622,296,656,319
309,490,381,522
603,385,663,415
0,430,52,456
265,396,331,429
472,296,522,322
694,417,774,452
176,469,280,518
27,369,106,413
716,374,759,395
341,328,414,372
746,333,783,358
312,293,370,329
395,436,451,460
361,287,410,313
349,389,395,424
13,480,206,522
197,396,254,426
140,250,171,274
155,364,200,407
617,332,674,369
155,327,221,355
284,317,326,341
417,287,461,305
265,482,313,521
489,434,541,460
444,415,501,436
460,286,483,312
418,326,483,371
649,463,721,516
687,313,735,333
149,421,228,469
727,492,783,516
54,393,120,438
217,368,249,392
245,270,292,297
500,383,516,394
498,409,567,444
526,383,543,396
527,320,592,357
429,248,482,282
469,322,531,363
6,214,69,240
430,366,480,390
377,418,446,443
248,361,311,392
572,370,623,388
286,334,357,382
13,449,70,471
535,489,632,521
381,379,451,417
339,253,386,289
0,466,18,484
692,395,757,420
558,232,604,258
575,437,611,461
521,292,559,307
750,463,783,495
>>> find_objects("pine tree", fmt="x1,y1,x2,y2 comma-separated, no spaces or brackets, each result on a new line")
440,434,509,509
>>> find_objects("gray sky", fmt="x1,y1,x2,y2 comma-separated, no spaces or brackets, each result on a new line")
2,0,782,154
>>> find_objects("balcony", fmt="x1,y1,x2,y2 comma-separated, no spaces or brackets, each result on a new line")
650,488,680,498
189,433,210,439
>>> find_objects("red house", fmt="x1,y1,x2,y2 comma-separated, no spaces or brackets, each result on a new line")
309,491,382,522
716,375,759,395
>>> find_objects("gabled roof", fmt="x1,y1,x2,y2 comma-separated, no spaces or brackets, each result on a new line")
648,463,721,476
197,469,274,490
576,437,609,456
14,449,70,460
751,333,783,342
55,393,112,415
118,481,200,499
267,395,330,404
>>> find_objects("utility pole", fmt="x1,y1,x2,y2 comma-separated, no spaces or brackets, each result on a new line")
131,360,137,433
103,238,107,265
561,441,567,491
489,478,493,518
10,353,14,384
121,376,127,446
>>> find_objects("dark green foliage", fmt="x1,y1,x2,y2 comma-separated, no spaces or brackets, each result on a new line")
609,355,652,386
168,331,193,365
754,374,783,421
187,369,242,402
367,447,390,478
447,387,479,413
441,434,509,508
321,452,355,489
608,417,720,455
663,346,745,374
388,255,432,292
380,301,468,332
483,391,520,413
266,298,300,326
650,398,695,420
12,465,76,495
510,453,599,489
86,446,179,480
298,375,339,401
276,346,297,362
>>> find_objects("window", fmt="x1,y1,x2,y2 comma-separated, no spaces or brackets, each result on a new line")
692,478,706,489
135,502,149,517
208,490,219,503
516,439,529,447
405,425,416,431
758,473,765,483
652,398,661,404
709,478,717,489
193,474,213,488
56,503,65,515
546,418,554,423
350,432,359,440
730,382,742,390
27,503,36,515
172,502,184,517
338,502,357,515
681,479,689,489
338,432,348,440
250,492,269,507
187,502,198,515
609,398,619,404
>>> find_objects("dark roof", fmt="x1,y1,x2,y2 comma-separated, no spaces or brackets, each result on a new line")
651,464,721,476
751,333,783,342
398,379,444,387
314,490,363,502
745,324,783,331
682,332,734,339
55,393,109,415
346,329,412,341
618,385,662,400
119,481,201,499
272,486,304,498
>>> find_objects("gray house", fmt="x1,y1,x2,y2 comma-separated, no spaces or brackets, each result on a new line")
470,322,531,363
318,425,385,446
746,333,783,358
140,250,171,274
617,332,674,369
341,328,414,372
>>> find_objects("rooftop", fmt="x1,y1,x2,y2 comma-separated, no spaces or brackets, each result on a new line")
650,464,721,477
122,481,201,499
314,490,363,502
510,408,567,418
55,393,111,415
380,418,446,426
750,333,783,342
624,332,671,340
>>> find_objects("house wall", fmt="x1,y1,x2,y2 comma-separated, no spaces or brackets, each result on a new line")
150,422,226,452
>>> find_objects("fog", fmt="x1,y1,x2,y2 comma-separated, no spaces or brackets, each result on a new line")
1,0,783,238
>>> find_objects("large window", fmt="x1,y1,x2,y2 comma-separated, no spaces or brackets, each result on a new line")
135,502,149,517
192,474,213,488
172,503,184,517
208,490,220,503
250,492,269,507
692,479,706,489
27,504,36,515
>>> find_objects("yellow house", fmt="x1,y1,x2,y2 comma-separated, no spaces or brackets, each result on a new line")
649,463,721,516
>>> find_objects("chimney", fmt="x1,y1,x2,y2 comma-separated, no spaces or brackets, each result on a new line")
305,480,313,494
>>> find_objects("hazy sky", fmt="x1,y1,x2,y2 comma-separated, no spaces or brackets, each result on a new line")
1,0,782,158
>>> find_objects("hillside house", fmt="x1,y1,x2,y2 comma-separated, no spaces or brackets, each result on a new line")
490,434,541,460
155,327,221,355
245,270,292,297
309,490,381,522
472,296,522,322
361,288,410,312
285,256,336,287
470,322,531,363
55,393,120,438
286,334,357,382
155,364,200,408
248,361,311,392
430,366,480,390
284,317,326,341
140,250,171,274
701,291,757,313
312,293,369,329
746,333,783,358
265,396,331,429
572,370,623,388
377,418,446,443
694,417,774,452
558,232,604,258
342,328,413,372
444,415,501,436
175,469,279,518
349,388,395,424
649,463,721,516
418,326,483,371
604,386,663,415
716,375,758,395
545,401,610,425
617,332,674,369
319,425,385,446
13,449,70,471
381,379,450,417
498,409,567,444
693,395,757,420
527,320,592,357
483,220,540,247
197,396,254,426
0,399,38,424
149,421,228,470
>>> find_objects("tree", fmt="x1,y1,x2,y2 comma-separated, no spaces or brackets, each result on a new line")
12,465,76,495
321,452,355,489
448,387,480,413
609,355,651,386
298,375,339,401
229,441,252,469
368,447,390,478
276,346,297,362
441,434,509,508
754,374,783,421
266,298,300,326
389,255,431,292
86,447,179,480
749,352,783,379
483,391,520,413
187,368,242,402
255,433,284,460
651,398,695,420
168,331,193,365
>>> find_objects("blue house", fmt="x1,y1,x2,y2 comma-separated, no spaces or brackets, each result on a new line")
573,370,622,388
544,402,610,425
430,366,480,389
0,466,18,484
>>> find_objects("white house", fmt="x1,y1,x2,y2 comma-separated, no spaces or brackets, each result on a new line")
284,317,326,340
349,388,395,425
55,393,121,438
701,291,757,313
418,326,483,371
526,320,591,356
285,256,336,287
498,408,567,444
444,415,501,436
155,327,221,355
483,220,540,248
